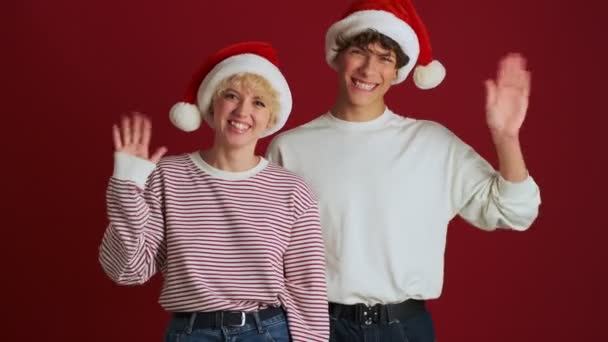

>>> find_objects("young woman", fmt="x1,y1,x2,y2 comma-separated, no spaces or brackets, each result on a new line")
99,41,329,342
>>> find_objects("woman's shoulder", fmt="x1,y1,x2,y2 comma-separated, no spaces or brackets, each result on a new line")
261,161,318,200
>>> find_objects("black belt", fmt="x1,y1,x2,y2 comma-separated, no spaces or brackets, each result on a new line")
173,306,284,329
329,300,426,325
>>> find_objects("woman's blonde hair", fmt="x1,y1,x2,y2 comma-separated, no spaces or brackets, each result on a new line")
209,73,280,128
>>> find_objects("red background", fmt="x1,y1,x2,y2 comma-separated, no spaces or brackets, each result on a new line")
6,0,607,340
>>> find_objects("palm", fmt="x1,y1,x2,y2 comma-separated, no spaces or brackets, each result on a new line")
113,113,167,163
485,54,531,138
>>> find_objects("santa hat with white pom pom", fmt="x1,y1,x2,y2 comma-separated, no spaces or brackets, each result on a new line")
169,41,292,136
325,0,446,89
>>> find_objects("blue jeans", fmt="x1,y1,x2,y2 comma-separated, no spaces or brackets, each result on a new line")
330,310,435,342
165,311,291,342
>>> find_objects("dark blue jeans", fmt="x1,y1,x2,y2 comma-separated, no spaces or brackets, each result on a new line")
330,310,435,342
165,311,290,342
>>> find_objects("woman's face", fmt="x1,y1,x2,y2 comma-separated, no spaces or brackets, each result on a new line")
211,80,272,151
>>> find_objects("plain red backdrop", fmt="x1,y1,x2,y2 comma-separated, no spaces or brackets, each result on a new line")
5,0,607,340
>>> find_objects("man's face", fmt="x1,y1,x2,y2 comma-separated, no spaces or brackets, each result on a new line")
335,42,399,109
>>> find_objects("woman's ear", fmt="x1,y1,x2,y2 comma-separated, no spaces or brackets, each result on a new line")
266,115,274,129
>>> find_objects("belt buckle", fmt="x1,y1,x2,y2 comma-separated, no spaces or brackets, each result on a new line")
362,305,379,325
362,305,374,325
222,311,246,327
238,312,246,326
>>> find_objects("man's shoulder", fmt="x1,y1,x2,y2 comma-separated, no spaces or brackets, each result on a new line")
393,113,456,139
270,113,330,146
417,119,453,135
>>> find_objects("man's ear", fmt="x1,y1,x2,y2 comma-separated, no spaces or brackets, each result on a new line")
334,51,345,70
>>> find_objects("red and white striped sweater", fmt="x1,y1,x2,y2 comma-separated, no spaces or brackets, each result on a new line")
99,152,329,341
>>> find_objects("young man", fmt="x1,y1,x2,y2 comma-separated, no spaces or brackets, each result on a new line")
267,0,541,341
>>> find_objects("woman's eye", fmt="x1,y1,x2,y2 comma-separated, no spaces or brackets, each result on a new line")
223,92,237,100
254,100,266,108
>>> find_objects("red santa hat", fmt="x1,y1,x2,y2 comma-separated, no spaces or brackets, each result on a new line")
169,41,292,136
325,0,446,89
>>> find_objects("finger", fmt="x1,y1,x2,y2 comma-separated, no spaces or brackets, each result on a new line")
485,79,496,108
522,70,531,97
511,55,528,88
121,116,132,146
150,146,168,164
498,53,526,88
506,66,531,96
141,115,152,148
132,112,142,145
112,124,123,151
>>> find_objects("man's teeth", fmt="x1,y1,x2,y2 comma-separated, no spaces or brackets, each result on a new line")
354,80,376,90
229,121,249,130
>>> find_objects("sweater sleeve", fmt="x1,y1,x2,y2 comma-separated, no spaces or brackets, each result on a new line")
99,152,167,285
280,202,329,342
448,136,541,231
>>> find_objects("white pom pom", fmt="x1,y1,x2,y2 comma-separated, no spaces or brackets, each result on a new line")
169,102,201,132
413,60,446,90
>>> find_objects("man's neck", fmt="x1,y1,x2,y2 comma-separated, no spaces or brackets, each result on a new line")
330,98,386,122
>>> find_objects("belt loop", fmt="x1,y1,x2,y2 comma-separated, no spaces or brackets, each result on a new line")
216,312,222,329
332,303,342,318
386,304,398,324
186,312,197,334
355,304,363,323
252,311,263,333
378,304,387,324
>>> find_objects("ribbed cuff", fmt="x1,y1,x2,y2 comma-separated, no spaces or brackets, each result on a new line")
497,173,537,198
112,152,157,188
